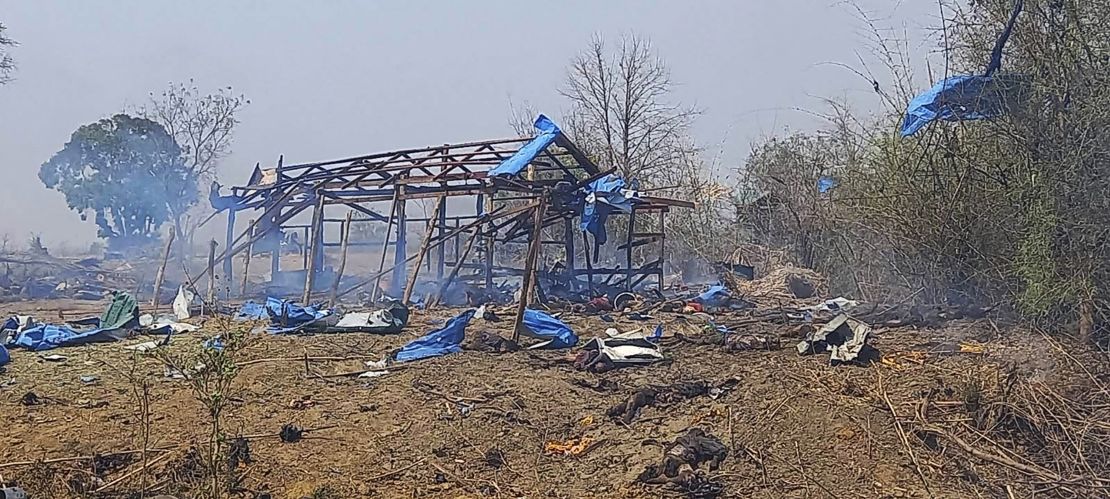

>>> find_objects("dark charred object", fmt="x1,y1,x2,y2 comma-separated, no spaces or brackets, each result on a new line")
227,437,252,468
279,424,303,443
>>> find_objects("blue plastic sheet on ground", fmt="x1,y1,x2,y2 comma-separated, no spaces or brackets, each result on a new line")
235,297,332,334
581,174,634,251
12,322,129,352
694,285,731,308
901,75,1008,137
0,344,9,367
818,176,838,193
395,309,476,362
521,309,578,349
490,114,561,177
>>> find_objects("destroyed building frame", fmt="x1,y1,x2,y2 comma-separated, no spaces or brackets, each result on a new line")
204,115,693,315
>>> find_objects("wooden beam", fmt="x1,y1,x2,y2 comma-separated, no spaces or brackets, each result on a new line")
329,210,354,305
512,197,547,342
302,192,326,304
402,194,445,304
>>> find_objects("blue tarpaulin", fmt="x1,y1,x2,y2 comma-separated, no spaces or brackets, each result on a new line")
236,297,332,334
818,176,838,193
521,309,578,349
12,322,130,351
581,174,634,252
901,75,1010,136
0,345,9,367
489,115,561,177
7,292,138,352
395,309,476,362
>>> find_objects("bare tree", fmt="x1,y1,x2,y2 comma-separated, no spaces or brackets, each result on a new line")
141,80,249,254
560,34,699,183
0,22,17,84
142,80,249,182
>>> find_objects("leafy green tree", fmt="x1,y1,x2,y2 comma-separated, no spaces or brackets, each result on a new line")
39,114,199,250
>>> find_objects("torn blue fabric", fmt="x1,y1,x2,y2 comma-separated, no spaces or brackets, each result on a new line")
0,344,9,367
521,309,577,349
235,297,332,334
581,174,634,251
12,322,129,352
395,309,476,362
818,176,838,193
694,285,731,308
489,115,561,177
901,75,1008,137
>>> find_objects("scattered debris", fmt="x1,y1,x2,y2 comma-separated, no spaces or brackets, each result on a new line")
638,428,728,498
227,437,252,469
544,436,597,456
279,424,304,443
484,448,506,468
607,381,713,424
574,337,664,373
797,314,878,365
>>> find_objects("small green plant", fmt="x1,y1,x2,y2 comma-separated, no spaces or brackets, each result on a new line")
155,316,253,499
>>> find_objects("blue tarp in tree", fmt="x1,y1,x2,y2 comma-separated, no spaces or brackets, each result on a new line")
581,174,635,254
520,309,578,349
900,75,1012,137
394,309,476,362
490,115,561,177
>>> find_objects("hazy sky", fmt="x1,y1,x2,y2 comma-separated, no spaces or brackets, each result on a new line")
0,1,938,248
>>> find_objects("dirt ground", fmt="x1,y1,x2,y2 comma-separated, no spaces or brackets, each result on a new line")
0,294,1103,498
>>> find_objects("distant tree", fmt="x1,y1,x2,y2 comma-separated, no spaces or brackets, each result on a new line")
0,22,16,84
560,34,699,183
141,80,248,182
140,80,248,253
38,114,199,251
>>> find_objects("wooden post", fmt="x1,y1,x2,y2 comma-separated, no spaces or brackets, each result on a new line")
402,194,445,304
512,197,547,342
330,210,354,305
391,186,408,296
657,210,666,288
150,226,176,313
223,208,236,289
302,192,326,304
564,217,575,275
435,193,447,281
483,193,494,289
206,239,218,308
270,155,284,281
371,188,400,301
431,226,481,307
240,219,255,297
583,230,595,295
625,209,636,291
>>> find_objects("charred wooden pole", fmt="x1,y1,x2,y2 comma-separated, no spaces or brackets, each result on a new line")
583,231,595,295
402,194,445,304
435,191,447,281
391,184,408,296
270,155,284,281
150,226,176,313
223,208,236,289
329,210,354,305
206,239,218,310
657,210,666,288
240,219,255,297
512,195,548,342
483,192,494,289
624,209,636,291
564,217,575,281
371,188,400,302
302,191,326,304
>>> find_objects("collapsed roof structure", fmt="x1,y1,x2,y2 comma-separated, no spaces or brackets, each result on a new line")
204,115,692,327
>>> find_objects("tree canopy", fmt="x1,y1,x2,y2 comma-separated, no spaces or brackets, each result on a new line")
39,114,199,250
